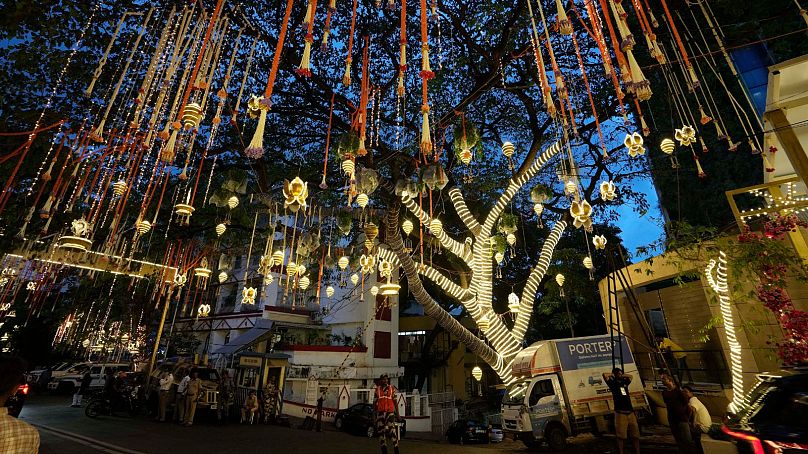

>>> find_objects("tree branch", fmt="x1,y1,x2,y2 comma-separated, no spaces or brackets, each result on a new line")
400,193,474,265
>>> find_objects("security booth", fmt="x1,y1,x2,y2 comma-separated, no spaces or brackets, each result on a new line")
234,351,290,420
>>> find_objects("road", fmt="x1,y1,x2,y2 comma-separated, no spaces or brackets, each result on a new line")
18,395,676,454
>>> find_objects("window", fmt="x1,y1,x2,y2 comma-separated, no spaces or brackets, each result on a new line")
374,331,391,358
647,308,668,338
90,366,102,375
528,379,555,406
375,295,391,321
504,380,530,405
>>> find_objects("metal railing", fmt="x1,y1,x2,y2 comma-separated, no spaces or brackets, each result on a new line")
633,349,731,388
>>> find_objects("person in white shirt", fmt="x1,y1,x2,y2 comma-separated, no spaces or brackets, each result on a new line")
682,386,711,454
175,370,190,423
157,371,174,422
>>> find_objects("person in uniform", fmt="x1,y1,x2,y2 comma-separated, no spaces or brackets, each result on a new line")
373,374,400,454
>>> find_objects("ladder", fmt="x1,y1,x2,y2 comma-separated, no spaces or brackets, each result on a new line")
605,247,671,377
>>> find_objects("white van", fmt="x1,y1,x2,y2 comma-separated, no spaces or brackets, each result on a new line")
49,363,131,393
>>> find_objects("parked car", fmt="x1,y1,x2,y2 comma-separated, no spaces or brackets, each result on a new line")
4,377,29,417
704,371,808,454
446,419,490,444
489,423,504,443
49,363,131,393
334,403,407,438
26,361,71,386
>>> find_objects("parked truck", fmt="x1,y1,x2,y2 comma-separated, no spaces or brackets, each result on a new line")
501,334,647,450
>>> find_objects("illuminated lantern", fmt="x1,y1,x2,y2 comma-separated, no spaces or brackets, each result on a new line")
564,180,577,196
227,196,239,209
182,102,203,130
297,264,307,276
338,256,349,270
660,138,676,155
218,271,228,283
174,273,187,287
592,235,607,250
112,180,127,196
298,276,310,290
356,193,369,208
370,285,379,296
675,125,696,147
215,223,227,236
506,233,517,246
472,366,483,381
501,142,515,158
599,181,617,201
402,219,414,236
508,292,520,314
350,273,359,286
326,286,335,298
533,203,544,216
342,159,355,176
241,287,257,305
380,282,400,296
287,262,298,276
283,177,309,212
623,132,646,157
272,250,284,266
429,219,443,236
197,304,211,317
555,274,565,287
583,257,593,269
136,219,151,235
494,252,505,264
477,314,489,331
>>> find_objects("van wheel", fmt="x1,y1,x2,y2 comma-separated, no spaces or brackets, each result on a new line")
545,425,568,451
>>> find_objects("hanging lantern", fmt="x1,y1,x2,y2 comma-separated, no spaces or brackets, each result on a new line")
287,262,298,276
429,218,443,236
326,286,335,298
471,366,483,381
136,219,151,235
508,292,520,314
599,181,617,201
338,256,349,270
263,274,275,286
174,203,195,225
342,159,355,176
494,252,505,264
241,287,257,305
271,250,284,266
501,142,515,158
112,180,127,196
194,258,212,279
570,200,593,230
555,274,565,287
174,273,187,287
459,148,472,165
533,203,544,216
218,271,228,283
360,254,376,273
297,264,307,277
350,273,359,286
370,285,379,296
197,304,211,318
283,177,309,212
623,132,645,157
364,222,379,242
298,276,311,290
380,281,401,296
402,219,414,236
564,180,577,196
660,138,676,155
182,102,203,130
215,223,227,236
592,235,607,250
583,257,593,269
506,233,517,246
356,193,369,208
227,196,239,209
675,126,696,147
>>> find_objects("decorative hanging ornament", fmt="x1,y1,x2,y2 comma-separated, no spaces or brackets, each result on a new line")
338,256,350,270
660,138,676,155
287,262,298,276
472,366,483,381
241,287,257,305
370,285,379,296
623,132,646,157
356,193,369,208
283,177,309,212
599,181,617,201
298,276,311,290
502,141,515,169
583,256,593,269
350,273,359,286
570,200,593,230
136,219,151,235
506,233,517,246
564,180,578,196
181,102,203,130
494,252,505,264
402,219,414,236
429,219,443,236
360,254,376,273
508,292,520,314
216,223,227,236
197,304,211,318
556,273,565,297
272,250,285,266
477,314,489,331
174,273,187,287
227,196,239,209
592,235,607,250
218,271,228,283
112,180,127,197
194,258,212,279
326,286,335,298
533,203,544,217
675,126,697,147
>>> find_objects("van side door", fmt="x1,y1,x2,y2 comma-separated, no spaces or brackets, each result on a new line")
527,376,562,439
89,366,104,388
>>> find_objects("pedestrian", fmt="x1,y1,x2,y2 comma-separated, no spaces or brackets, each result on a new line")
157,371,173,422
38,366,52,391
661,373,694,453
373,374,400,454
657,336,693,384
0,356,40,453
175,370,190,423
217,370,234,424
262,376,279,423
602,368,640,454
71,370,92,407
682,386,711,454
183,371,201,426
241,391,259,424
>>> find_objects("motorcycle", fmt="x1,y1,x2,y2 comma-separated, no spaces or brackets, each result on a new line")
85,386,143,418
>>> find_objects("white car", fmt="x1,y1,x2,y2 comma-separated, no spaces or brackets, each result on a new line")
49,363,130,393
489,424,504,443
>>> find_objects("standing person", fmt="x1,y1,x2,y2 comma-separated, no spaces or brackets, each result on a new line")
241,391,259,423
661,374,693,453
0,356,40,453
373,374,400,454
175,370,190,423
602,368,640,454
682,386,711,454
71,370,92,408
38,366,52,391
657,336,693,384
183,371,201,426
217,370,234,424
262,376,279,423
157,371,173,422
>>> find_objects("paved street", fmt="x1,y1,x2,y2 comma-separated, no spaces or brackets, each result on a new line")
18,395,676,454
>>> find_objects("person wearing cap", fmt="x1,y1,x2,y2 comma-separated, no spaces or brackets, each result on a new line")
373,374,400,454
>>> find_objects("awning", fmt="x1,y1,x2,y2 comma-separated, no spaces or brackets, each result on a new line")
211,318,274,355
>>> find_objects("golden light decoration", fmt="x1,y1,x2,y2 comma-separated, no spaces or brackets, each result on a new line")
506,233,517,246
592,235,607,250
477,314,489,331
283,177,309,212
227,196,239,209
287,261,298,276
174,273,187,287
263,274,274,286
583,257,594,269
494,252,505,264
459,148,472,165
136,219,151,235
218,271,228,283
564,180,577,196
364,222,379,242
533,203,544,216
181,102,203,130
508,292,520,314
660,138,676,155
298,276,310,290
26,281,37,291
197,304,211,318
380,281,401,296
570,199,593,230
57,218,93,251
555,273,565,287
623,132,646,157
241,287,257,305
173,203,195,225
501,142,515,157
429,218,443,236
342,159,355,176
370,285,379,296
194,258,212,279
471,366,483,381
359,254,376,273
112,180,127,196
356,193,369,208
402,219,414,236
272,250,285,266
675,125,696,147
297,264,307,276
215,223,226,236
350,273,359,286
599,181,617,201
338,256,349,270
326,286,335,298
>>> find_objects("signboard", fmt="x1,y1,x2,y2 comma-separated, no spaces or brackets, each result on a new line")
554,336,638,407
239,356,262,368
283,400,339,423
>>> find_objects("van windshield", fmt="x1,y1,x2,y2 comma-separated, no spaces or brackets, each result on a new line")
503,380,530,406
